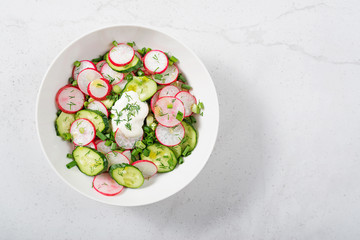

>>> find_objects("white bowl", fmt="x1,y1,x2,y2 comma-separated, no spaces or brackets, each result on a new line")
36,25,219,206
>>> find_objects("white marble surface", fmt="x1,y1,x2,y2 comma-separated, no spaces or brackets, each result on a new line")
1,0,360,239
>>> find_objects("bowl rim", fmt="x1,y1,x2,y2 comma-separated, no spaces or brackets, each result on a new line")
36,24,219,206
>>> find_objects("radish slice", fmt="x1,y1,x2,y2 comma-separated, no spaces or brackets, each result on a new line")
143,50,169,74
106,151,130,169
77,68,103,95
175,91,197,117
88,78,112,100
100,63,124,85
159,85,180,98
152,65,179,85
150,90,161,113
108,43,135,66
55,85,85,113
96,140,112,154
153,97,185,127
74,141,97,150
87,100,109,117
115,128,142,150
155,123,185,146
96,60,106,72
132,160,158,178
70,118,96,146
72,60,96,81
122,150,131,160
93,172,124,196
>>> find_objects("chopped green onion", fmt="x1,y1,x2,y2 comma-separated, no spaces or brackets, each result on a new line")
154,74,163,80
105,133,111,139
127,41,136,47
198,101,204,109
79,127,84,134
112,84,121,94
177,74,186,83
112,40,118,46
200,112,204,116
146,114,154,126
111,142,117,150
167,104,173,109
110,114,115,118
56,110,62,116
84,102,89,108
72,80,77,87
66,160,77,169
146,48,152,53
150,122,157,131
105,140,112,146
68,77,74,84
74,61,81,67
135,141,146,149
66,153,73,159
137,70,144,76
142,148,150,157
131,155,137,162
181,84,192,90
96,132,107,141
178,156,184,164
169,56,178,63
132,148,142,156
182,145,190,156
191,104,200,114
125,74,133,81
176,111,184,121
143,126,151,133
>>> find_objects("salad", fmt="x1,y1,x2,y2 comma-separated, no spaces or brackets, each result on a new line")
54,41,204,196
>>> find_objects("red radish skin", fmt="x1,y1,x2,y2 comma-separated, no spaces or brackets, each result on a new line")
100,63,124,85
87,100,109,117
87,78,112,101
122,150,131,160
96,140,112,154
143,50,169,74
155,123,185,147
159,85,180,98
132,160,158,178
55,85,85,114
96,60,106,72
175,91,197,117
108,43,135,67
93,172,124,196
77,68,103,95
72,60,96,80
153,96,185,127
74,141,97,150
152,65,179,85
70,118,96,146
150,90,161,113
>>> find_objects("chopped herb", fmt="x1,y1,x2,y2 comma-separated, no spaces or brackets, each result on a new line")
72,80,77,86
66,160,77,169
137,70,144,76
106,74,116,84
67,102,76,110
125,122,132,130
125,74,133,81
154,74,163,80
181,84,192,90
91,55,104,63
135,141,146,149
127,41,136,47
68,77,74,84
178,73,186,83
96,83,106,88
96,132,107,141
142,149,150,157
105,140,112,146
112,40,118,46
167,104,173,109
66,153,73,159
111,142,117,150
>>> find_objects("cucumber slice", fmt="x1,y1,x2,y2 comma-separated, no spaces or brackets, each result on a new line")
72,146,108,176
106,53,142,73
170,144,182,159
75,109,109,133
179,121,197,152
109,163,144,188
55,112,75,140
140,143,177,173
122,76,157,101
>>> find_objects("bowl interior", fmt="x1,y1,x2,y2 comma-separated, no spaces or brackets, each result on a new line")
36,25,219,206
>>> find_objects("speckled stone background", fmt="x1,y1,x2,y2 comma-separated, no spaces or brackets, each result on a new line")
2,0,360,239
